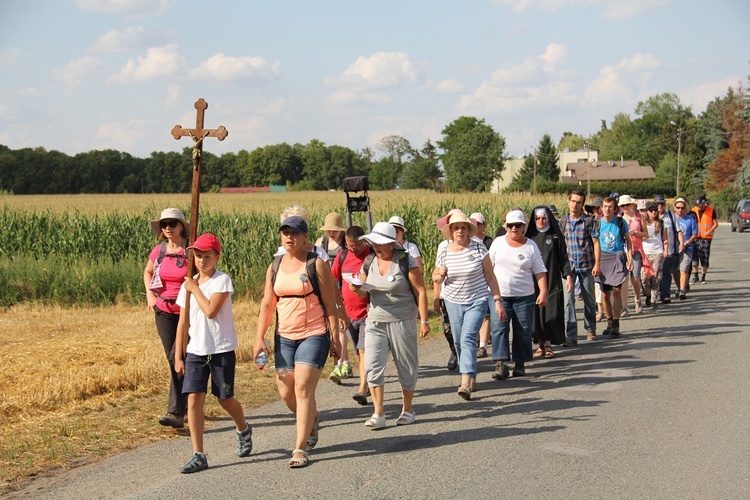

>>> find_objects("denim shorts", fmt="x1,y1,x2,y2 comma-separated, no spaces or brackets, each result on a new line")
630,251,642,277
275,333,330,371
182,351,236,399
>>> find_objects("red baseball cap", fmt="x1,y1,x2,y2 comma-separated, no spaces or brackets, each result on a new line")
188,233,221,254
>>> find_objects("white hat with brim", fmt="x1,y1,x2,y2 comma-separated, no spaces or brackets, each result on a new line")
440,211,478,240
505,210,526,226
469,212,486,224
360,222,403,249
150,207,190,238
618,195,636,206
388,216,407,231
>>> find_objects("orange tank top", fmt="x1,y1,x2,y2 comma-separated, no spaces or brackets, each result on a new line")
273,259,327,340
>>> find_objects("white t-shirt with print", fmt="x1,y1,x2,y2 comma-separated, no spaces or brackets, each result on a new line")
488,236,546,297
176,269,237,356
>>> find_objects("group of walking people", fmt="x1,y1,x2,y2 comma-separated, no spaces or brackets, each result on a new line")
143,190,718,472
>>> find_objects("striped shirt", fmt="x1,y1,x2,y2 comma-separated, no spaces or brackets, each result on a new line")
559,214,599,273
435,240,489,304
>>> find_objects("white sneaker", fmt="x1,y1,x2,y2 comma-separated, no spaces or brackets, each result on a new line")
365,414,386,429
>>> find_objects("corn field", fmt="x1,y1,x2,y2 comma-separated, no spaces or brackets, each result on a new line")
0,191,567,306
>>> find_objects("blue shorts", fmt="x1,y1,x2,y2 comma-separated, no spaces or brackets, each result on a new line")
182,351,236,399
630,251,642,277
275,333,330,371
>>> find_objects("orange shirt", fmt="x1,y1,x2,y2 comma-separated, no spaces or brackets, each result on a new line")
274,259,327,340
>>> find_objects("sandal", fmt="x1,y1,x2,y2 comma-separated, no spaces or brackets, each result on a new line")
395,410,416,425
533,346,544,359
306,412,320,451
544,346,555,358
288,449,309,468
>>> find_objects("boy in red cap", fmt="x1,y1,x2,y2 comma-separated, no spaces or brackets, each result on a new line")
174,233,252,473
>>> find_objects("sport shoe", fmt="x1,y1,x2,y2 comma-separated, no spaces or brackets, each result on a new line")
477,346,488,358
602,318,613,335
610,321,620,337
562,339,578,347
662,296,672,304
365,414,386,429
180,453,208,474
512,362,526,377
679,290,686,300
492,362,510,380
457,385,471,400
620,307,628,318
329,366,342,384
701,275,707,284
236,423,253,457
158,413,185,429
341,363,352,379
635,301,643,314
586,331,597,341
352,391,369,405
691,275,699,284
447,352,458,371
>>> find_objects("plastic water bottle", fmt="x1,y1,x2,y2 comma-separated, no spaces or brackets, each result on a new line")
256,339,271,370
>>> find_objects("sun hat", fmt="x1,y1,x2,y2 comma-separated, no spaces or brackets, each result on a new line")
505,210,526,226
674,197,688,207
388,216,407,231
440,211,478,240
653,194,666,204
319,212,346,232
618,194,636,206
150,207,190,238
637,199,649,210
436,208,462,231
469,212,486,225
360,222,403,249
585,197,603,212
188,233,221,254
280,216,309,234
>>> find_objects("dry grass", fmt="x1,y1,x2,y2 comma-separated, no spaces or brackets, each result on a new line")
0,300,280,488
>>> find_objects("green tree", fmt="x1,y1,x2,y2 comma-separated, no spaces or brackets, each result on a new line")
557,132,585,152
370,156,402,190
400,139,442,189
438,116,506,192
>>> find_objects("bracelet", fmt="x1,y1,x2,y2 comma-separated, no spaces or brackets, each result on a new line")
420,320,429,324
493,298,502,302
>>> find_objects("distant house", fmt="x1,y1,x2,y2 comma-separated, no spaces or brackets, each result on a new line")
566,160,656,184
491,157,526,193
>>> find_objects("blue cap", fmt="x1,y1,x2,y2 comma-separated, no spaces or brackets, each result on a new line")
280,216,308,234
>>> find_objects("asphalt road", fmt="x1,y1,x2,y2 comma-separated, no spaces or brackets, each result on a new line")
9,224,750,499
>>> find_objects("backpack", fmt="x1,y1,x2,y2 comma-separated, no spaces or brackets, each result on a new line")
362,249,418,304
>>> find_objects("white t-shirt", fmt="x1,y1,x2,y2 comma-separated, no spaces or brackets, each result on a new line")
402,241,421,260
435,239,490,304
641,222,664,254
488,236,546,297
176,269,237,356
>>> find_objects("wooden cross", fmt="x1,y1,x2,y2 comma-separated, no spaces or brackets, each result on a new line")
171,98,228,277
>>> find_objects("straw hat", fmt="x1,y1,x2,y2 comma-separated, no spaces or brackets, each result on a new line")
319,212,346,232
618,194,636,206
440,211,478,240
388,216,407,231
150,207,190,238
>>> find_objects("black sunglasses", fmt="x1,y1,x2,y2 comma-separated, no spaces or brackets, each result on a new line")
674,205,686,209
507,223,525,229
160,220,180,228
647,207,658,212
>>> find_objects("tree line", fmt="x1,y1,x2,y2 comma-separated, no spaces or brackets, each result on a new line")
1,83,748,199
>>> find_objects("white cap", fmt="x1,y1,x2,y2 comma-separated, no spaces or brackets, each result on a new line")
505,210,526,225
469,212,485,224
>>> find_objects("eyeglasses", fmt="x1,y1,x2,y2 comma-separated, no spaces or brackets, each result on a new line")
507,223,525,229
160,220,180,228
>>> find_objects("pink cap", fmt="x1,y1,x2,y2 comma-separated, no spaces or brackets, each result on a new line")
436,208,462,231
188,233,221,254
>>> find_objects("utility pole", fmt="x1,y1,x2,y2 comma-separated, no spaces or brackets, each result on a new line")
671,121,683,196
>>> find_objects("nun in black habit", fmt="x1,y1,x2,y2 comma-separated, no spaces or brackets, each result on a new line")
526,205,572,358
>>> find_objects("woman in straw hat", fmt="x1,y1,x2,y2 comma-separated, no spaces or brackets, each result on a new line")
143,208,190,429
432,211,505,400
315,212,347,261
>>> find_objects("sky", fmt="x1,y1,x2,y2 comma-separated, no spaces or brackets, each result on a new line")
1,0,748,161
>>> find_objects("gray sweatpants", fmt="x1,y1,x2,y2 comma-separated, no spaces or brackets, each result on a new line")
364,319,419,391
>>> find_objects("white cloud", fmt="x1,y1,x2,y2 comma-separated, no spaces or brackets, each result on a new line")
165,84,180,107
680,77,743,114
583,53,662,108
95,119,149,151
76,0,173,17
56,55,103,93
107,44,187,83
89,26,173,53
435,79,465,94
459,43,575,114
325,51,419,89
0,49,22,68
493,0,673,19
189,54,281,82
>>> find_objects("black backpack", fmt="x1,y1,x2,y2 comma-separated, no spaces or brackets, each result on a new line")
362,249,418,304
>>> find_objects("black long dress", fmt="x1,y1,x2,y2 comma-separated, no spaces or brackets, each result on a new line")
527,206,571,345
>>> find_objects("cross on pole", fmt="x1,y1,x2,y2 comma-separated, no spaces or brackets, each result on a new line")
171,98,228,277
